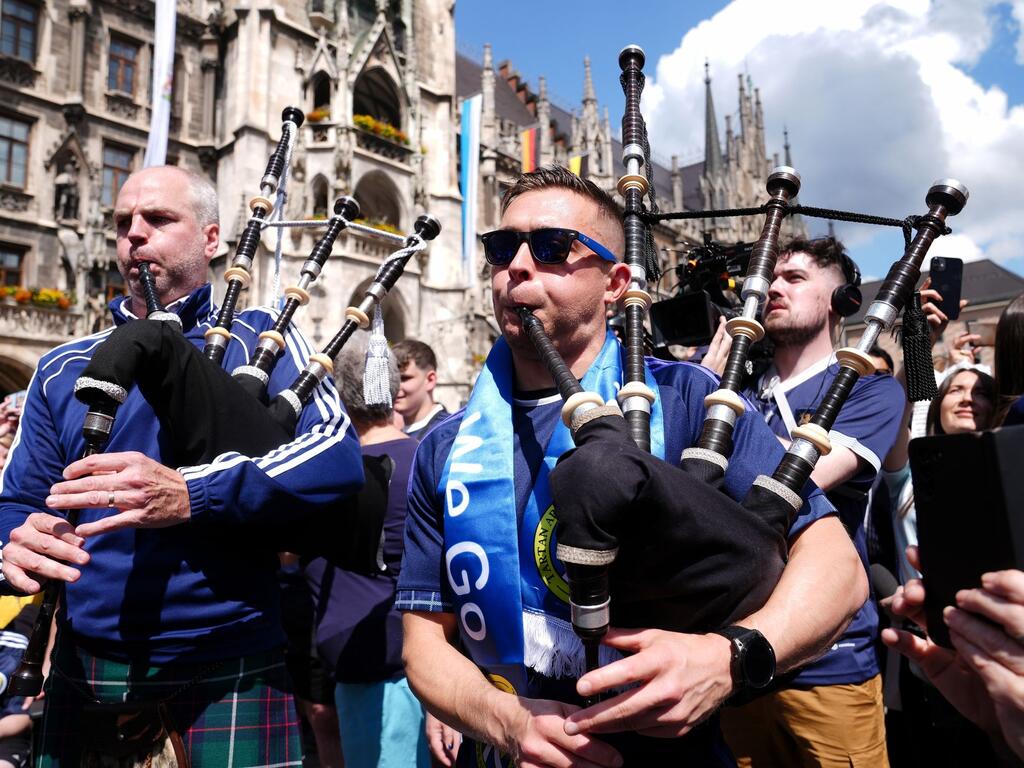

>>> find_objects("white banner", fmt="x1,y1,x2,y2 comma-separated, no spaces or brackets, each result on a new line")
460,94,482,286
144,0,177,166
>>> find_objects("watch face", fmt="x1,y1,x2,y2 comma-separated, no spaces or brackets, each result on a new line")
740,632,776,689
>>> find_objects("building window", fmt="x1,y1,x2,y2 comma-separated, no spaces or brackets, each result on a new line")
108,36,139,96
101,145,134,207
1,0,37,62
0,245,24,287
0,115,29,188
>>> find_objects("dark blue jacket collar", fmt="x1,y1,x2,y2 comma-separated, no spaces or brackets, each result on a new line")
110,284,216,331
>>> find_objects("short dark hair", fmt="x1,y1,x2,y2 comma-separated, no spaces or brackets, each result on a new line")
500,165,622,235
393,338,438,372
780,236,854,284
868,345,894,372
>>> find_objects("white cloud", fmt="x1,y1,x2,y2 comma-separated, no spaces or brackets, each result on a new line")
643,0,1024,269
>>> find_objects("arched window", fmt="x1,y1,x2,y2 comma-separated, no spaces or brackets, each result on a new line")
312,71,331,112
353,171,402,229
352,68,401,130
348,283,405,341
311,175,329,219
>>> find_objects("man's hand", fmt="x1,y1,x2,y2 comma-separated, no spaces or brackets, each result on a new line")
945,570,1024,759
564,628,733,738
504,698,622,768
425,711,461,767
700,317,732,376
919,277,968,346
2,512,89,592
881,546,1001,736
45,451,190,537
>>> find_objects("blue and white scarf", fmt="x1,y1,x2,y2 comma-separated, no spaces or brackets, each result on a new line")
439,332,665,696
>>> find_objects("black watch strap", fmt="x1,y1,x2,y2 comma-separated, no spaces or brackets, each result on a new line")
713,625,776,692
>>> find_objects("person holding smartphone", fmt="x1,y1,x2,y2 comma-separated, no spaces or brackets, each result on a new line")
885,551,1024,762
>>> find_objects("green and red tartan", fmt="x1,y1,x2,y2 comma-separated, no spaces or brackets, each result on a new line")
36,642,302,767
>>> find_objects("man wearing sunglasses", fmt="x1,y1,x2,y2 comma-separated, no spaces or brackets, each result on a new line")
397,167,866,767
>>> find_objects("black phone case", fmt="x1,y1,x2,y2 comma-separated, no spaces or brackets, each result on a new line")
930,257,964,321
910,427,1024,648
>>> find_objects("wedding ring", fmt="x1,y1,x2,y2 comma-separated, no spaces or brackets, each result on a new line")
107,491,116,508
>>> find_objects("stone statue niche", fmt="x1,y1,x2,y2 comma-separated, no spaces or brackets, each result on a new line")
54,160,81,223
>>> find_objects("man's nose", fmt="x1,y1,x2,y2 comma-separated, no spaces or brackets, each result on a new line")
507,240,534,280
126,215,149,242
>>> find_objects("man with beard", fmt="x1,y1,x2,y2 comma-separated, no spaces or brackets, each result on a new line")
398,169,868,767
707,236,904,767
0,165,361,765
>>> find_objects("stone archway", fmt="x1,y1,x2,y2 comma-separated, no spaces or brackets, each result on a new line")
0,356,34,398
348,279,406,343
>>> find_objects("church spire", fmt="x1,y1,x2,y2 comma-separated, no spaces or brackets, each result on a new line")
583,55,596,104
704,60,723,177
783,126,792,167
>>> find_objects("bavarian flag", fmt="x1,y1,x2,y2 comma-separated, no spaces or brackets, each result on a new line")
521,128,538,172
569,153,590,178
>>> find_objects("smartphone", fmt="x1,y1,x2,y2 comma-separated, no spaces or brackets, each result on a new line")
910,427,1024,648
929,256,964,321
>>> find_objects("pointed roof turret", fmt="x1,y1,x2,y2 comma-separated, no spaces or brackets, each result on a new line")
583,56,596,104
704,60,723,177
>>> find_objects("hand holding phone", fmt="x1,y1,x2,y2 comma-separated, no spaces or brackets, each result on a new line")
929,256,964,321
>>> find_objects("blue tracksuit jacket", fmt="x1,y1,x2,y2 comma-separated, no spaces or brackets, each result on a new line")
0,284,363,663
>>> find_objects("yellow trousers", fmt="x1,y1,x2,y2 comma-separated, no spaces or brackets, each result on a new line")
720,675,890,768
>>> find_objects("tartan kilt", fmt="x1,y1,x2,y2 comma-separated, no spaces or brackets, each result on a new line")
36,641,301,768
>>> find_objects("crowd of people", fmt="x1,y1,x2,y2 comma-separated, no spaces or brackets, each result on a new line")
0,162,1019,767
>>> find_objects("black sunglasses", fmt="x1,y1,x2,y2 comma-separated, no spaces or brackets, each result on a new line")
480,228,617,266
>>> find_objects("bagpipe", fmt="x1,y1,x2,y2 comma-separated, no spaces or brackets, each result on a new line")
518,45,967,689
8,108,441,698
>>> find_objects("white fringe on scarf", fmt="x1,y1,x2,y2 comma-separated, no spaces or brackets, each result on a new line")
521,609,623,679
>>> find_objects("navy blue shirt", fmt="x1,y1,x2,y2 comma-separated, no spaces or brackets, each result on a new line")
745,355,904,685
397,356,836,633
306,437,418,683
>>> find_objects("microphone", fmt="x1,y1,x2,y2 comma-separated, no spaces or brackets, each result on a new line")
870,563,900,601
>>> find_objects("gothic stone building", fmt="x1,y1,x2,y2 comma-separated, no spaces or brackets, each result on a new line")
0,0,795,404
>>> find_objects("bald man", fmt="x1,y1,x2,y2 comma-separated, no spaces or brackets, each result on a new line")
0,166,362,766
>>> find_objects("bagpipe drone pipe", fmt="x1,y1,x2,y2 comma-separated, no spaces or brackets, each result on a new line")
7,110,441,697
523,45,968,689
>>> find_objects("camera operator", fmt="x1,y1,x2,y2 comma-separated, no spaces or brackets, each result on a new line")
706,236,904,766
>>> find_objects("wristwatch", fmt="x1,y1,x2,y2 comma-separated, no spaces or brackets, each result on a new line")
713,625,776,691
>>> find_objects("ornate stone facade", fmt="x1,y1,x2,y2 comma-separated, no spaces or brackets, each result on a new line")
0,0,796,404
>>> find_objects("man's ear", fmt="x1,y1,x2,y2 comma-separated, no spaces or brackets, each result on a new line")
604,262,632,306
203,223,220,264
425,369,437,393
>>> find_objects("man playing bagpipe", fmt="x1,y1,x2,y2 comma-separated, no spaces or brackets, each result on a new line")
397,166,868,767
0,165,362,766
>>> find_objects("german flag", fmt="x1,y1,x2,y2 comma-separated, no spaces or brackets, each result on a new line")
521,128,538,172
569,153,590,178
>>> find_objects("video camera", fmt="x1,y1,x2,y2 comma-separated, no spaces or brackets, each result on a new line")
647,235,753,344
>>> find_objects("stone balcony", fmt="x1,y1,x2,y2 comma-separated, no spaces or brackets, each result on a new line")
354,128,413,164
0,302,83,345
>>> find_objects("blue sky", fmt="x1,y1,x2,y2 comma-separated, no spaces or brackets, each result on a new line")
456,1,1024,283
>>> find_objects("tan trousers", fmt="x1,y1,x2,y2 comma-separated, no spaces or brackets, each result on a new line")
720,675,890,768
